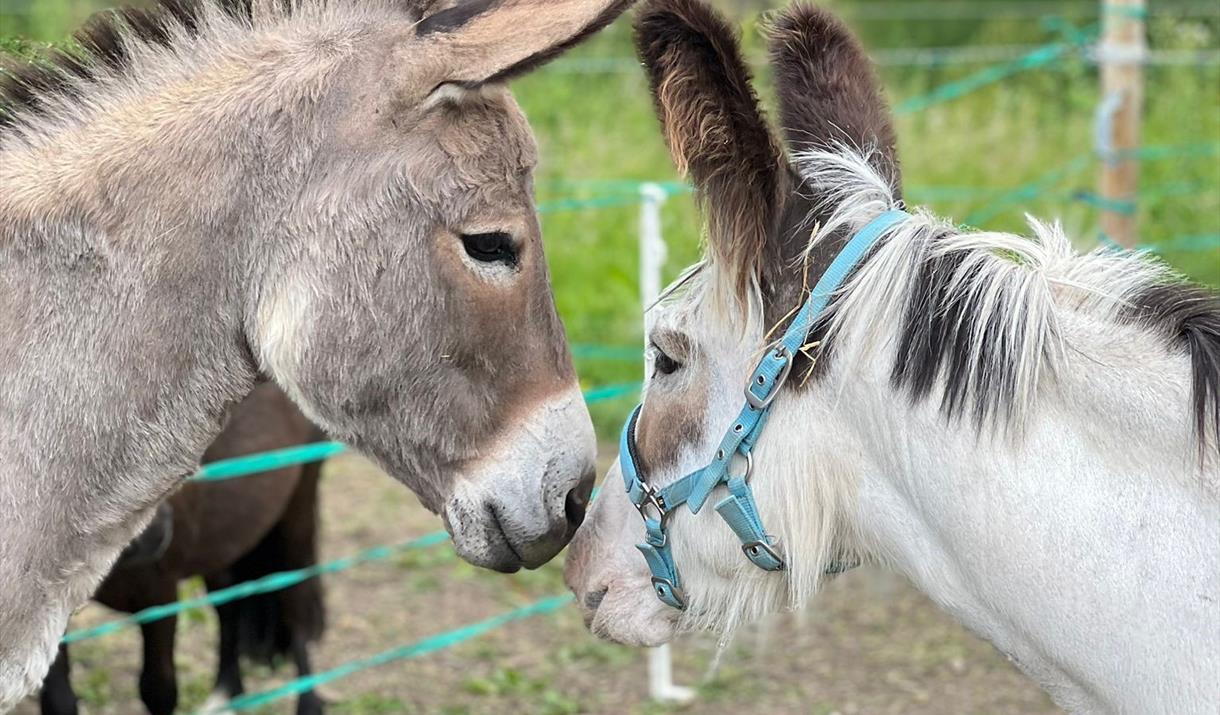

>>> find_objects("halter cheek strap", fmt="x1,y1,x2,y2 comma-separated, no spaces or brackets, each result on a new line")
621,209,909,611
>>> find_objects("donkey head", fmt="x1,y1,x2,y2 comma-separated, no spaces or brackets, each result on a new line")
565,0,900,643
241,0,634,571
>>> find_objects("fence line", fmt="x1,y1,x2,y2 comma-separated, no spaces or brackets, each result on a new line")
201,595,575,714
895,29,1095,114
64,383,641,643
192,383,639,484
548,46,1220,73
63,532,450,644
837,1,1217,20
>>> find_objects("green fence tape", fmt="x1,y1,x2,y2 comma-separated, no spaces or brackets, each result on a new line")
1149,234,1220,253
963,154,1094,226
63,531,451,644
541,142,1218,211
541,179,690,197
202,594,574,713
194,442,347,483
581,382,642,403
537,195,646,214
1072,191,1137,215
192,383,640,484
62,382,641,642
1117,142,1220,162
572,344,644,361
895,29,1093,115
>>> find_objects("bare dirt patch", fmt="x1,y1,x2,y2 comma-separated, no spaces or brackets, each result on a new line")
17,450,1059,714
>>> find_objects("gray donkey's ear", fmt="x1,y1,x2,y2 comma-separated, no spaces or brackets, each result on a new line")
418,0,636,86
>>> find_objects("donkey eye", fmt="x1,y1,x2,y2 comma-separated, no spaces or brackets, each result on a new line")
653,348,682,376
460,232,518,266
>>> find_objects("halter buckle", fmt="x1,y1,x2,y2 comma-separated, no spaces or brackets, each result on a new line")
650,576,687,610
741,540,785,570
634,483,668,523
745,345,794,411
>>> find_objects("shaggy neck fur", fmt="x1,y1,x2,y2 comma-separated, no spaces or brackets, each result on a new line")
0,4,359,705
678,147,1220,711
0,0,373,145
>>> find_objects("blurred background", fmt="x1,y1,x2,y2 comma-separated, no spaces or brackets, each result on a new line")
3,1,1218,713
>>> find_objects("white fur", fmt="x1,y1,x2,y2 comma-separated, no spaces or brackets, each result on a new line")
567,147,1220,713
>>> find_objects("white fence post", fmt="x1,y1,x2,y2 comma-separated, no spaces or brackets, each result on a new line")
638,183,696,704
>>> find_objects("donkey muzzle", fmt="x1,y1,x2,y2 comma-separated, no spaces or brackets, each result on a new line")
444,385,596,572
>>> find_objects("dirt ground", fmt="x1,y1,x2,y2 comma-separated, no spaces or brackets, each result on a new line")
17,450,1060,715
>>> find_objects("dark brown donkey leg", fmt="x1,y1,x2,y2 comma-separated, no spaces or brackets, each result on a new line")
206,571,246,702
137,581,179,715
225,456,328,715
39,643,79,715
280,459,326,715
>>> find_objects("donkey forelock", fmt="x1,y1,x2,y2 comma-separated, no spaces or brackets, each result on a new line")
0,0,636,147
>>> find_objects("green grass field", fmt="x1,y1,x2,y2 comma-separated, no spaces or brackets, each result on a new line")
2,1,1218,433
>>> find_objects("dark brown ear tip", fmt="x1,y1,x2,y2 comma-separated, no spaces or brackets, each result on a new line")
632,0,744,73
633,0,732,45
766,2,859,59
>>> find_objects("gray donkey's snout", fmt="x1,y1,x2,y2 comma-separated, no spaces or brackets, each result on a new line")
444,385,595,572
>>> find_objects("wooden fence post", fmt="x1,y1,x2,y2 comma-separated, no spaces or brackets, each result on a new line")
1097,0,1147,248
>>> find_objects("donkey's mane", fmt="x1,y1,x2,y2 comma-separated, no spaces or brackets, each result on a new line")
797,147,1220,451
1,0,258,135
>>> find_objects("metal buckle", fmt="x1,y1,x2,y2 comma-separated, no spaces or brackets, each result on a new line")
727,451,753,482
650,576,687,609
633,483,668,524
745,345,794,411
741,539,785,570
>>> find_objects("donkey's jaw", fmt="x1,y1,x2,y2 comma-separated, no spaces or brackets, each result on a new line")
442,385,596,572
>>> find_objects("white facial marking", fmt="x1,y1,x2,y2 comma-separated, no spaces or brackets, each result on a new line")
254,270,316,411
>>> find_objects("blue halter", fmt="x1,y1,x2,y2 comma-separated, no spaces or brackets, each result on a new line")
619,210,909,610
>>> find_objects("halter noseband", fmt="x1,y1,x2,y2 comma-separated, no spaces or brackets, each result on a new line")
619,210,908,610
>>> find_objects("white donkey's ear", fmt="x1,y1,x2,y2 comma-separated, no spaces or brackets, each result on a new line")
417,0,636,85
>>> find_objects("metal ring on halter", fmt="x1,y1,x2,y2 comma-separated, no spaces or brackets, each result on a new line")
728,451,753,482
745,344,794,411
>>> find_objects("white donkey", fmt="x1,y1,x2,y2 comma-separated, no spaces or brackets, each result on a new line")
565,1,1220,712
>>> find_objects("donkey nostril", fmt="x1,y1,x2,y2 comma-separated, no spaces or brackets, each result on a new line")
585,587,608,612
564,465,596,530
564,487,588,529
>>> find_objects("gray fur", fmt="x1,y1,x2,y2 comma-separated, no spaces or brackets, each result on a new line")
0,0,631,706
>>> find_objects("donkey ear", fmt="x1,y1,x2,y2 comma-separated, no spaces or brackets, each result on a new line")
767,4,901,191
418,0,636,85
635,0,787,296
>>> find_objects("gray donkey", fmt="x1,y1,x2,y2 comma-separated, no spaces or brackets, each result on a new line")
0,0,634,707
